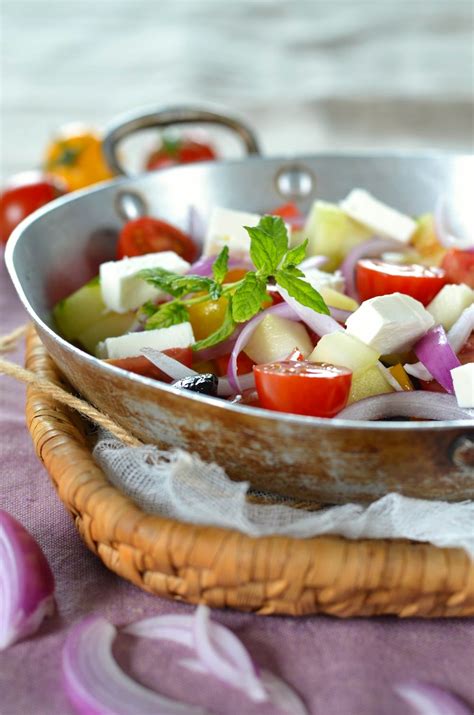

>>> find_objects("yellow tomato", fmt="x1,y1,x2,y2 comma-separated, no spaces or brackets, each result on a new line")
44,125,114,191
188,295,229,340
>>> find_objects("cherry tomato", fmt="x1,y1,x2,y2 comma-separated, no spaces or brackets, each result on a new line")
146,135,216,171
229,388,260,407
105,347,192,383
356,259,447,305
117,217,198,262
270,202,304,229
0,172,66,244
440,249,474,288
214,352,255,377
253,360,352,417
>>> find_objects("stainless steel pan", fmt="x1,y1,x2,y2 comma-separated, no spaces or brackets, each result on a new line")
5,106,474,503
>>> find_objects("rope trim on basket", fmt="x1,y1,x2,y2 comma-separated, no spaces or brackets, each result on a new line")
0,324,142,447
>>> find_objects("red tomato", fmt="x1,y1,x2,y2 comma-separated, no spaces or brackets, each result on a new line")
356,259,447,305
0,171,66,244
441,249,474,288
254,360,352,417
117,217,198,262
229,388,260,407
146,137,216,171
270,202,304,228
105,347,192,383
214,352,255,377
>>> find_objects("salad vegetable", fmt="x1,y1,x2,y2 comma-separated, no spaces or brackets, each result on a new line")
52,188,474,421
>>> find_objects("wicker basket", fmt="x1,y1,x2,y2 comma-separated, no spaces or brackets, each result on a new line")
25,328,474,617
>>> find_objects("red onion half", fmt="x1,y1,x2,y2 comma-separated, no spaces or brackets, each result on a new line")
0,509,55,650
336,391,473,421
340,237,409,300
413,326,461,394
63,615,208,715
395,680,472,715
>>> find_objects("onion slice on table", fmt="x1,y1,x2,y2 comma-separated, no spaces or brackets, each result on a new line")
0,509,55,650
413,326,461,394
63,615,209,715
395,680,472,715
336,391,473,421
340,237,409,300
124,606,308,715
434,196,474,250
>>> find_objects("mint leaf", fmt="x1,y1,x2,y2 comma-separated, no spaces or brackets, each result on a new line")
231,272,268,323
139,300,160,318
212,246,229,284
281,239,308,270
276,269,330,315
139,268,214,299
192,302,236,351
245,215,289,274
145,301,189,330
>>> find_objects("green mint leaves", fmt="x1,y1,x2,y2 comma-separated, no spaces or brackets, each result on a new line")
138,215,329,348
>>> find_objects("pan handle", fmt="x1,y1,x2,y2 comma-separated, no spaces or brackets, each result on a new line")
102,105,261,176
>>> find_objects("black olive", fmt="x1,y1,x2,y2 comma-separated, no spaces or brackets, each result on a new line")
172,373,218,396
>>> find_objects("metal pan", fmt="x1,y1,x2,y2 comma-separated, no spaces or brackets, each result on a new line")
5,106,474,503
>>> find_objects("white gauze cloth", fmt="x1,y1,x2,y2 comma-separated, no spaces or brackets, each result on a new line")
93,435,474,558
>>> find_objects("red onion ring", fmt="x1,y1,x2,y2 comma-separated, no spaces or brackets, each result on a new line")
278,288,343,336
340,237,409,300
298,255,328,271
0,510,55,650
336,391,473,421
434,196,474,250
394,680,472,715
413,326,461,393
63,616,207,715
187,255,254,277
141,347,199,381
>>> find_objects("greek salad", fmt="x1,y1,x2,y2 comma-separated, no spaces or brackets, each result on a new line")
53,189,474,421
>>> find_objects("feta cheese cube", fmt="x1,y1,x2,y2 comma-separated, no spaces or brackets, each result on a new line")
100,251,190,313
340,189,417,244
98,322,195,359
203,207,262,256
427,284,474,330
345,293,435,354
451,363,474,408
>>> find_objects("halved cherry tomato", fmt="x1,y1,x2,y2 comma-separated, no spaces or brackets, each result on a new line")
0,171,66,244
105,347,192,383
270,202,304,229
441,249,474,288
214,352,255,377
146,136,216,171
356,259,447,305
117,217,198,262
229,388,260,407
254,360,352,417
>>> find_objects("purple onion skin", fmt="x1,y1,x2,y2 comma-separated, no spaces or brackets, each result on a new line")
0,510,55,649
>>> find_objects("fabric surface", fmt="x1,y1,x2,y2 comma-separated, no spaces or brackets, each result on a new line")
1,253,474,715
94,436,474,556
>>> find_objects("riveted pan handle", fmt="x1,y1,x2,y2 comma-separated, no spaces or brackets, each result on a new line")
102,105,261,176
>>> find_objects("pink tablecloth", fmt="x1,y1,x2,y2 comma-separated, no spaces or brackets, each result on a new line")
1,252,473,715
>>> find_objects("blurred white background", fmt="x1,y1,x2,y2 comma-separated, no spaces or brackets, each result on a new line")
1,0,473,178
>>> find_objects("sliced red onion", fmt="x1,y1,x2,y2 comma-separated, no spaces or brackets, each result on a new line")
395,681,472,715
0,510,55,650
447,304,474,354
124,614,194,648
336,391,473,421
218,372,255,397
340,237,408,299
260,669,308,715
414,326,461,393
141,347,199,381
377,362,403,392
298,255,328,271
193,605,267,703
278,287,343,337
329,306,352,323
193,324,245,362
63,616,208,715
404,362,433,383
187,255,254,277
434,196,474,250
227,303,300,392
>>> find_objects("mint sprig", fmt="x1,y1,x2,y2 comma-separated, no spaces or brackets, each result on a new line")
138,216,329,349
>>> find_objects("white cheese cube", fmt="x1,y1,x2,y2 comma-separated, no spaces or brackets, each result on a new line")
451,363,474,408
340,189,416,244
427,284,474,330
98,322,195,359
345,293,434,354
203,207,262,256
302,267,345,293
100,251,190,314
